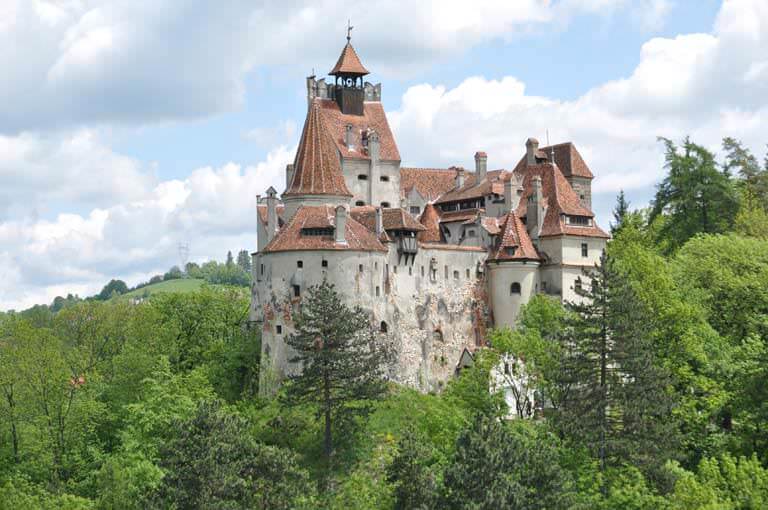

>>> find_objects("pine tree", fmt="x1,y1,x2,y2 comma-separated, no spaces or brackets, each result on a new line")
281,280,391,479
236,249,251,272
225,250,234,267
611,190,630,235
553,253,678,479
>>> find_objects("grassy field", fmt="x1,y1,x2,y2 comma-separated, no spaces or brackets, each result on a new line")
119,278,206,300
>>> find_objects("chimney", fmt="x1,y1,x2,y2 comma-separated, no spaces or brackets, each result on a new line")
345,124,354,151
455,167,465,189
266,186,278,243
285,164,294,190
504,178,514,214
375,207,384,237
368,131,380,205
474,152,487,182
526,176,543,240
334,205,347,244
525,138,539,166
306,74,316,109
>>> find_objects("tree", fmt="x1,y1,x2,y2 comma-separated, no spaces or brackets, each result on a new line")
236,249,252,272
226,250,234,267
153,401,313,509
281,280,391,475
185,262,201,278
97,279,129,300
723,137,768,206
650,137,739,252
611,190,630,235
441,416,576,510
387,428,439,510
554,253,679,479
163,266,183,281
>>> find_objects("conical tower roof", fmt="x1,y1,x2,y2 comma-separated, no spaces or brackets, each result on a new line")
284,101,352,197
418,203,442,243
329,42,369,76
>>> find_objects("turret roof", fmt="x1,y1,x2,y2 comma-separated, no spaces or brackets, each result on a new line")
284,101,352,197
329,42,370,76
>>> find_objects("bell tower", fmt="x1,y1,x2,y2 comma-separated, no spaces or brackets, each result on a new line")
329,22,369,115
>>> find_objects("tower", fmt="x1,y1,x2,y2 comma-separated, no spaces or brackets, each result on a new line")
329,22,369,115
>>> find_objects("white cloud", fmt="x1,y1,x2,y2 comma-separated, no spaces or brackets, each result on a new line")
0,145,291,311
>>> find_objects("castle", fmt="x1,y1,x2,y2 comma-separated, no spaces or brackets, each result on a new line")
251,35,608,392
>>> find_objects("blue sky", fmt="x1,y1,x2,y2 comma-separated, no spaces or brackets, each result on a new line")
1,0,766,310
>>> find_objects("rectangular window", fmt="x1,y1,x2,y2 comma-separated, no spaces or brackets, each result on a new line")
297,260,303,268
359,264,364,273
467,229,476,237
568,216,590,226
466,268,470,278
358,174,368,180
376,286,380,297
444,265,449,279
292,285,300,297
410,206,420,215
322,260,328,268
421,266,425,277
453,270,460,280
581,243,588,257
409,266,413,276
380,175,390,182
393,266,397,274
276,325,282,335
260,264,264,275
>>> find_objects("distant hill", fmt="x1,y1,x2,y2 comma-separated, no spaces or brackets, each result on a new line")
117,278,207,300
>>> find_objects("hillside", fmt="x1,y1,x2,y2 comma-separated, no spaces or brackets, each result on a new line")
118,278,207,300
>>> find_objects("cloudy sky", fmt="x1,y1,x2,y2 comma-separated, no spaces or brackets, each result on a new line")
1,0,767,310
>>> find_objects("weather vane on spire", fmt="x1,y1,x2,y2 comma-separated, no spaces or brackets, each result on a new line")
346,19,354,42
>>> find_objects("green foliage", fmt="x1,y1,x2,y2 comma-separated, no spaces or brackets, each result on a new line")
387,429,439,510
611,189,630,235
97,279,129,300
0,475,94,509
442,416,577,510
443,349,506,418
162,265,183,281
650,137,739,253
153,400,314,510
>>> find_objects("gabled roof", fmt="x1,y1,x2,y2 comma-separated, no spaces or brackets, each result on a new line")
418,203,442,242
329,42,370,76
285,101,352,197
434,170,508,205
351,207,426,233
533,142,594,179
400,167,459,202
263,205,386,253
512,162,608,239
317,99,400,161
439,209,483,224
489,213,541,261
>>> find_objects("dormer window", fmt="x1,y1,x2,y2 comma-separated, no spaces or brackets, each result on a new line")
566,215,591,226
381,202,391,208
301,227,334,236
506,247,516,256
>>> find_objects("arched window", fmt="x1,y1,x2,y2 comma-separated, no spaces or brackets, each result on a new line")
380,321,388,333
510,282,521,295
433,330,444,343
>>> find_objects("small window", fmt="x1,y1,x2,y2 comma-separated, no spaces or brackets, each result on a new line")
466,229,476,237
393,265,398,274
297,260,303,268
276,325,283,335
410,206,420,215
359,264,364,273
376,286,380,297
421,266,425,277
381,202,391,208
542,281,548,292
581,243,588,257
575,278,583,292
506,247,516,256
358,174,368,180
375,262,378,270
355,200,365,206
511,282,521,295
380,321,388,333
453,270,460,280
409,266,413,276
322,260,328,268
260,264,264,275
292,285,300,297
444,265,449,279
380,176,390,182
433,330,444,343
466,268,470,278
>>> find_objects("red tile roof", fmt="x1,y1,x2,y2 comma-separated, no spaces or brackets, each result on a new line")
512,162,608,239
481,217,501,235
263,205,386,253
351,207,425,232
400,167,458,202
285,101,352,197
418,203,442,242
419,243,485,252
317,99,400,161
439,209,483,223
329,42,370,76
256,205,285,226
489,213,541,261
535,143,594,179
434,170,508,204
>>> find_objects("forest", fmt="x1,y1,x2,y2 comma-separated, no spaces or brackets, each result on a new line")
1,137,767,509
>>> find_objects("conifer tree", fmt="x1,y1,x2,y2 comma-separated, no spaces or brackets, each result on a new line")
553,253,678,478
225,250,234,267
611,190,630,235
282,280,391,475
236,249,252,272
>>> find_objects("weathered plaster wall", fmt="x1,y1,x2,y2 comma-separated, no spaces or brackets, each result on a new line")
487,261,539,329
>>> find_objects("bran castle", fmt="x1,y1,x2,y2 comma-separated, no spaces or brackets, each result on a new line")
251,36,608,393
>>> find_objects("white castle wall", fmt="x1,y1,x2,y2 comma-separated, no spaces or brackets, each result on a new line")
487,261,540,329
